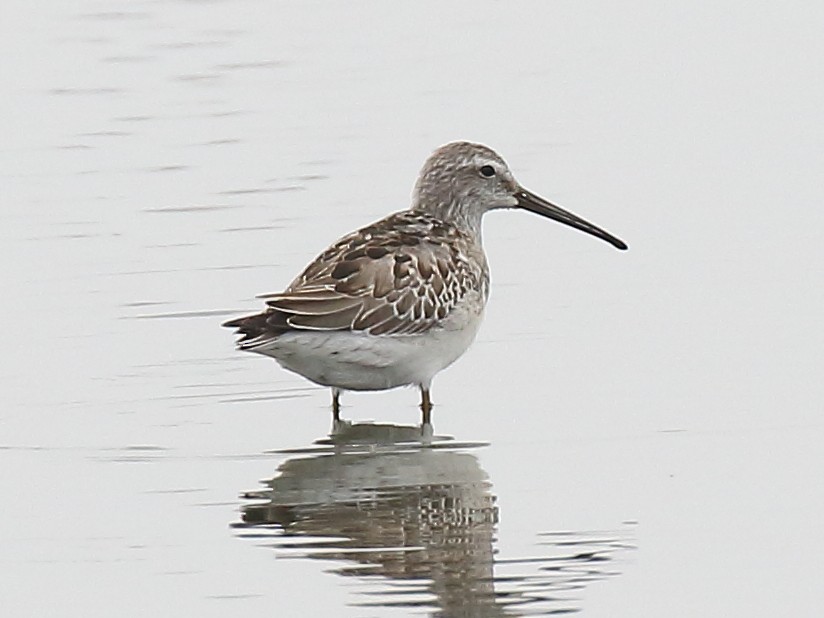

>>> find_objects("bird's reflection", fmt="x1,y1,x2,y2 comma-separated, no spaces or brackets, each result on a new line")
234,422,631,616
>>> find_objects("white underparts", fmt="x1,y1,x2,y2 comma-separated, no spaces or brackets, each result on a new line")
245,297,484,392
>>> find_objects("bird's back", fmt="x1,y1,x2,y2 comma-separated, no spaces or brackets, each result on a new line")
224,210,489,347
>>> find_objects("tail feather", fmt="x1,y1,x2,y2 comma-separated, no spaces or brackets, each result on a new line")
223,310,288,346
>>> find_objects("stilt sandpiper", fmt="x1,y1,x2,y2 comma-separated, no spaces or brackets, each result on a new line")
224,142,627,424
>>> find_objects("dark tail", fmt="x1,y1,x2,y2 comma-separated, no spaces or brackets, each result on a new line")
223,310,287,344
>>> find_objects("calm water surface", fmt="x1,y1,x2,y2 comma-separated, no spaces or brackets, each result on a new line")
2,1,823,616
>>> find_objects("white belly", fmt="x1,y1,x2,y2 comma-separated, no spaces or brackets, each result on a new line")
246,304,484,392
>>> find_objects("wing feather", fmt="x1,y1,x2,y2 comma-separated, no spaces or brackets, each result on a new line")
286,304,362,330
224,211,488,341
267,294,361,316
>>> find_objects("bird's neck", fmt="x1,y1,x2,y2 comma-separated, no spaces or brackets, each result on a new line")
410,201,485,245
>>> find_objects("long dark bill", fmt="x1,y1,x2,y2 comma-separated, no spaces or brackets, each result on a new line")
516,187,628,250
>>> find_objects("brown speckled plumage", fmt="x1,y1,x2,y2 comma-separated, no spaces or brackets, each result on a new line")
226,211,489,341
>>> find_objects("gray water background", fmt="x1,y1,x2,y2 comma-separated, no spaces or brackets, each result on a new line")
2,1,823,616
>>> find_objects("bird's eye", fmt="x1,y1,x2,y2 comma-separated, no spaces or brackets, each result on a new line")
479,164,496,178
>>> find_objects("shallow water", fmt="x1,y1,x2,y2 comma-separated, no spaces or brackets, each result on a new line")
2,1,824,616
235,424,632,615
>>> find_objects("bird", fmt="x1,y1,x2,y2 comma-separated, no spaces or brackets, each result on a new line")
223,141,627,425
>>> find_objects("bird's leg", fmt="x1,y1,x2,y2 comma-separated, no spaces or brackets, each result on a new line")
331,388,341,422
419,387,432,426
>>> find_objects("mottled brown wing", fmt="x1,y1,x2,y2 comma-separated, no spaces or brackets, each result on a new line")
257,212,487,336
